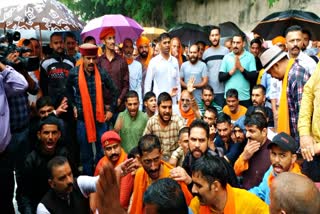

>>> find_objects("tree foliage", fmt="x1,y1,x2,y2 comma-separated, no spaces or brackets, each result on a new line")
267,0,280,7
60,0,177,28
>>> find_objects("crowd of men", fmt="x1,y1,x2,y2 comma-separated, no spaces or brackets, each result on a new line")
0,23,320,214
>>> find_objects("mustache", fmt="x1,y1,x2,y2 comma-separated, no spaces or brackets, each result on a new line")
292,46,300,50
272,164,283,169
110,154,119,159
191,148,203,155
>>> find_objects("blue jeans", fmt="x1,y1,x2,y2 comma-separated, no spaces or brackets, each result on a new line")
77,120,107,176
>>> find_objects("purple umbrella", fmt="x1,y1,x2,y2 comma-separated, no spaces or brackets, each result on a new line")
81,14,143,44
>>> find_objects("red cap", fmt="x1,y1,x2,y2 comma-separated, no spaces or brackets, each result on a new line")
79,43,98,56
101,130,121,147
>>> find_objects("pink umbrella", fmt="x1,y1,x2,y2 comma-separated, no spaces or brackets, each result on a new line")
81,14,143,44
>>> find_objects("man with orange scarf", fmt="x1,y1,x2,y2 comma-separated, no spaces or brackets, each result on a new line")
249,132,302,204
260,45,310,144
66,43,118,176
129,134,193,214
136,36,152,95
93,130,134,210
190,155,268,214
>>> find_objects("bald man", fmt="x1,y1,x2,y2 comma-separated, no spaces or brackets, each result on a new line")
270,172,320,214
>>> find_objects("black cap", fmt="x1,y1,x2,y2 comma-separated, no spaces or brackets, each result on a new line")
38,114,61,131
267,132,298,153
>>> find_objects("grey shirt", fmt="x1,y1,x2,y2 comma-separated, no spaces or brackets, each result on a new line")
180,60,208,104
202,46,229,94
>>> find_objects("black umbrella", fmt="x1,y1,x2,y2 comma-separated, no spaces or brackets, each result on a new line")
252,10,320,40
219,22,246,38
168,22,210,45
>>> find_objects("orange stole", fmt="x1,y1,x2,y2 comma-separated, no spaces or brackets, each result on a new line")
267,162,302,187
129,161,193,214
94,148,127,176
199,184,236,214
78,62,104,143
179,101,196,127
277,58,295,134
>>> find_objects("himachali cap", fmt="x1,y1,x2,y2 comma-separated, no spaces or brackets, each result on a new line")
267,132,298,153
101,130,121,147
79,43,98,56
260,45,287,72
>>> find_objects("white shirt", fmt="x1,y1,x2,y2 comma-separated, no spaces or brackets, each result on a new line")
36,176,99,214
287,51,316,75
128,60,143,110
144,53,181,104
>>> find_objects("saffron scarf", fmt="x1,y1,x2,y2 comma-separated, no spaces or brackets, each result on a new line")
179,100,195,127
129,161,193,214
78,62,104,143
277,58,295,134
267,162,302,187
199,184,236,214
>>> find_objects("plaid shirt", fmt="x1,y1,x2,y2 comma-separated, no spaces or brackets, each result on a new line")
287,60,310,142
143,114,185,161
8,80,39,131
66,66,118,121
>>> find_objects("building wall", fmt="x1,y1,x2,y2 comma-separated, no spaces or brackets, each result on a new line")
176,0,320,33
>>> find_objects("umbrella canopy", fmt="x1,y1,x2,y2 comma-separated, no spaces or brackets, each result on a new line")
252,10,320,40
168,22,210,45
142,27,166,41
219,22,246,38
0,0,83,31
81,14,144,44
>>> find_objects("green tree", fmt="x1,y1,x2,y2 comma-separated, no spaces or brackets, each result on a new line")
267,0,280,7
61,0,177,28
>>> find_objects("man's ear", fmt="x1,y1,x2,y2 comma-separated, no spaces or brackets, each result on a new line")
211,180,221,192
291,154,297,164
48,179,55,189
37,131,41,140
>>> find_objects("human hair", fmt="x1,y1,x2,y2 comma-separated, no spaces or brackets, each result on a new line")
271,172,320,214
192,154,228,189
36,96,54,110
83,36,96,44
202,85,214,94
252,84,266,95
143,91,156,103
232,34,245,42
38,115,61,131
216,112,231,125
226,88,238,99
125,90,139,102
206,106,218,118
47,156,69,179
189,119,209,138
123,37,133,45
64,32,77,42
245,106,268,120
128,146,139,159
210,25,220,34
143,178,188,214
285,25,302,37
196,40,206,47
50,32,63,41
302,29,312,40
189,44,199,52
250,38,262,47
138,134,161,157
244,112,268,131
178,127,189,139
159,33,171,42
157,92,172,106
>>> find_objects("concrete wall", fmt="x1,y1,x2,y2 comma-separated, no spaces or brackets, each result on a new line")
176,0,320,33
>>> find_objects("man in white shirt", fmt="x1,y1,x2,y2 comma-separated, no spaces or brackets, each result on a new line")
144,33,181,114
